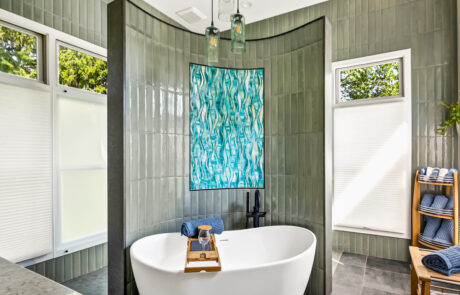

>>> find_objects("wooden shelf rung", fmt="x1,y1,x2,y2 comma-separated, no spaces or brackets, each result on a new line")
417,180,454,187
417,210,453,219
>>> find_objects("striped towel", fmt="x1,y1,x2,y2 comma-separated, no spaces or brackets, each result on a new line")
423,195,449,239
422,245,460,276
437,168,449,181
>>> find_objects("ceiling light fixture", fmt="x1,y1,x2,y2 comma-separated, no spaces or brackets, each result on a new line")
231,0,246,53
240,1,252,9
205,0,220,63
218,0,236,22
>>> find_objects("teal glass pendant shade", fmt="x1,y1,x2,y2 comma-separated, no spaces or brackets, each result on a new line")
205,25,220,64
231,13,245,53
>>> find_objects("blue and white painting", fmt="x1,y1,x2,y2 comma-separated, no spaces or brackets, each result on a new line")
190,64,264,190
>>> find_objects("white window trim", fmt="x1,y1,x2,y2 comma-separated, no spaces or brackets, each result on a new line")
331,49,412,239
0,19,45,83
334,50,409,108
0,8,107,267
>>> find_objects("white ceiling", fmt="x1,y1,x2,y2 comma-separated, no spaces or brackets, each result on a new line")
142,0,328,34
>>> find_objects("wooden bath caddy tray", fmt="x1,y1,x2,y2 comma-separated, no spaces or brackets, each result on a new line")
184,233,221,273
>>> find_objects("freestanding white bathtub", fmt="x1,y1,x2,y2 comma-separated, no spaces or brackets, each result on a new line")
130,225,316,295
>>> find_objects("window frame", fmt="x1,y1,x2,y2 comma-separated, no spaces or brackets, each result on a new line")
56,41,108,96
0,20,45,83
331,49,412,239
54,42,107,257
334,54,406,106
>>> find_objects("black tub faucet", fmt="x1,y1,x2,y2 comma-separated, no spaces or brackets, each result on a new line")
246,190,266,228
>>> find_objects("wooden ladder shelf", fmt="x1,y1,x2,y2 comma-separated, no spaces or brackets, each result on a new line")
412,170,459,249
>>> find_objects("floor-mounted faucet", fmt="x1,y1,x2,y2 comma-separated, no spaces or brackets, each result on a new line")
246,190,266,228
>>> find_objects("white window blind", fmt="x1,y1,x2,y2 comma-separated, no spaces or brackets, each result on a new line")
332,50,412,239
56,94,107,248
0,82,52,262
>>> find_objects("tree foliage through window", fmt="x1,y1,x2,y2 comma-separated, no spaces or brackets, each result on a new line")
59,46,107,94
339,62,400,102
0,24,37,79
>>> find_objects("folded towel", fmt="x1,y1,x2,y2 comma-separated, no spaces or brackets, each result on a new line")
420,167,427,175
431,195,449,209
421,194,434,207
445,195,454,210
422,245,460,276
423,195,449,239
438,168,449,181
433,219,454,244
425,167,434,178
181,217,224,237
430,168,440,179
447,168,458,177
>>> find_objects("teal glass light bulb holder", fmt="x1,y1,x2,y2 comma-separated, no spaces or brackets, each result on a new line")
231,13,245,53
205,25,220,64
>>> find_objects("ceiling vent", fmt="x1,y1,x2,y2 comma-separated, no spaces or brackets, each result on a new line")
176,7,207,24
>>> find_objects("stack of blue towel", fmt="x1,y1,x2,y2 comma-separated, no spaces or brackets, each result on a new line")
180,217,224,237
422,245,460,276
421,194,455,244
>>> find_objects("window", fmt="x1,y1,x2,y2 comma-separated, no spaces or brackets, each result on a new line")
58,44,107,94
0,13,107,264
0,22,43,81
332,49,412,239
336,59,402,103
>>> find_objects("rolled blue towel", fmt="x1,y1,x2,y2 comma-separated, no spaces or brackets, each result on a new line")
423,195,449,239
431,195,449,209
433,219,454,244
422,245,460,276
181,217,224,237
445,195,454,210
420,167,427,175
447,168,458,177
421,194,434,207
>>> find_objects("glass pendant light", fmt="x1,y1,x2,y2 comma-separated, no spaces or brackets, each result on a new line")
205,0,220,64
218,0,236,22
231,0,245,53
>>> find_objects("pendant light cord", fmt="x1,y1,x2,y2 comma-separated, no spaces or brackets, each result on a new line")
237,0,240,13
211,0,214,26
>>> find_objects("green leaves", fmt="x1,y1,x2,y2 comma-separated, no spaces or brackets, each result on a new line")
0,25,37,79
340,62,400,101
58,47,107,94
437,102,460,135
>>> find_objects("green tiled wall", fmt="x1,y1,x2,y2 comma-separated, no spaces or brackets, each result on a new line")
228,0,458,263
0,0,111,47
27,243,107,283
123,2,328,294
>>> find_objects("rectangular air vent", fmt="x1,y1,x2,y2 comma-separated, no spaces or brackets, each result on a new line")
176,7,207,24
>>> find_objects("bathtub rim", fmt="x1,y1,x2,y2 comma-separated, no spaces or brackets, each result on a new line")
130,225,317,274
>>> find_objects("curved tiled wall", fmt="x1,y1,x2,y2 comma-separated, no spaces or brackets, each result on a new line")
113,2,331,294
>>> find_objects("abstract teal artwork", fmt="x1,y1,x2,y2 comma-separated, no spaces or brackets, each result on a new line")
190,64,264,190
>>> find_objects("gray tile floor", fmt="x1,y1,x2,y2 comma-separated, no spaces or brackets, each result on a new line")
61,254,410,295
62,267,107,295
332,252,411,295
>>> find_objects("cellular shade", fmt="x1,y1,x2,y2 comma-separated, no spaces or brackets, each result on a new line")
0,83,52,262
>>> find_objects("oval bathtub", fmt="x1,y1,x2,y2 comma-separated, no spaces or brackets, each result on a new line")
130,225,316,295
